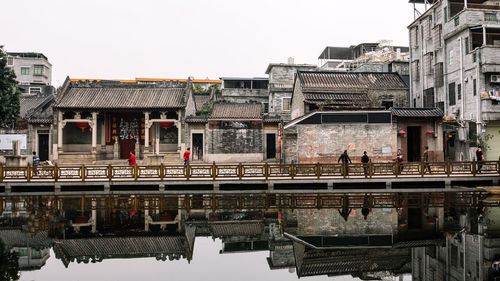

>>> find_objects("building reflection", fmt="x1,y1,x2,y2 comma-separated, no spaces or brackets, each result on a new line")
0,192,499,280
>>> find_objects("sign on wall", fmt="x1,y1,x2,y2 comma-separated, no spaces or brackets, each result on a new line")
0,134,27,150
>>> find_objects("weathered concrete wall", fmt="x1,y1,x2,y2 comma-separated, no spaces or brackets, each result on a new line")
367,89,409,108
295,208,396,235
221,88,269,104
291,83,305,120
286,123,397,163
206,120,264,162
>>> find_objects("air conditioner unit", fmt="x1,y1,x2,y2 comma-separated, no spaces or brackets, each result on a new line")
491,75,500,82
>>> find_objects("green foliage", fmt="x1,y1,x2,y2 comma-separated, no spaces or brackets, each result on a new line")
195,99,224,116
0,46,21,128
193,85,205,93
0,240,19,281
208,84,222,96
467,133,493,150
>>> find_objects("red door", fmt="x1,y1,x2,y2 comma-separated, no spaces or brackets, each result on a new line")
120,139,137,159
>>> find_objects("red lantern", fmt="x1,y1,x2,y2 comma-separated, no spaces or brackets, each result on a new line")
397,130,406,136
76,122,90,132
426,130,435,135
159,122,173,129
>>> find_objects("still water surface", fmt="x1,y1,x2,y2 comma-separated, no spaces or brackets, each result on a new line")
1,192,498,280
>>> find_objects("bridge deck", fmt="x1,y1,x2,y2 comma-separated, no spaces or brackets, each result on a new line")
1,161,498,183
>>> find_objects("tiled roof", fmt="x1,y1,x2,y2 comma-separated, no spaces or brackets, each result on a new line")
0,229,52,249
194,93,210,111
53,235,191,267
391,107,443,118
303,92,369,105
296,246,411,277
209,221,264,237
20,95,49,118
297,71,408,90
210,103,262,119
56,87,185,110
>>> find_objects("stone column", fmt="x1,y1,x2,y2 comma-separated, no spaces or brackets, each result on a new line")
144,112,150,153
91,198,97,233
177,110,182,153
155,123,160,155
91,112,98,153
57,111,65,153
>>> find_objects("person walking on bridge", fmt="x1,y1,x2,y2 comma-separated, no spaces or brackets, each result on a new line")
128,151,136,166
361,151,370,178
338,150,352,176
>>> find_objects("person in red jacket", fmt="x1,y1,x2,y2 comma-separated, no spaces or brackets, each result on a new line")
183,148,191,165
128,151,136,166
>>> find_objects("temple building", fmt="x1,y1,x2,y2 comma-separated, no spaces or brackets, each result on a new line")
53,78,197,164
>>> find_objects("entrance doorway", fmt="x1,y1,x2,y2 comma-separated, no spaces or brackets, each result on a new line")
407,126,421,162
120,139,136,159
192,133,203,161
266,134,276,159
408,208,422,229
38,134,49,161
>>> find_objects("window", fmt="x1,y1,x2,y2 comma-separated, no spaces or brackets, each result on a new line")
282,97,291,111
425,53,434,75
450,244,458,267
7,56,13,66
21,67,30,75
473,52,477,62
29,87,42,94
485,12,497,22
465,37,470,53
413,98,417,107
454,16,460,27
411,26,419,48
263,103,269,113
449,50,454,65
459,252,464,268
412,60,420,81
444,7,448,22
449,82,456,105
433,25,442,49
33,65,43,76
435,62,444,87
381,100,393,109
473,79,477,96
424,88,435,108
457,84,462,100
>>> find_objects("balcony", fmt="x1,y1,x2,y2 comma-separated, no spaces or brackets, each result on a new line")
481,95,500,121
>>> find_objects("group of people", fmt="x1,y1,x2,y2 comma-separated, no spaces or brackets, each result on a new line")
337,147,434,176
126,148,191,166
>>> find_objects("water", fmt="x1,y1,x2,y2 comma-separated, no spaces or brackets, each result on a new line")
0,192,498,281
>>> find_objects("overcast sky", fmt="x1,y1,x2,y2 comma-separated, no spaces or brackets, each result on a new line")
2,0,419,87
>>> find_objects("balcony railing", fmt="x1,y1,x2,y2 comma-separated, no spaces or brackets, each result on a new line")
0,161,498,182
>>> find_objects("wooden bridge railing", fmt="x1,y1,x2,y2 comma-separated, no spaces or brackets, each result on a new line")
0,160,499,182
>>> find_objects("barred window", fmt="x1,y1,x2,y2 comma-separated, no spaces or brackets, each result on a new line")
411,26,419,49
433,24,442,49
485,12,497,22
424,53,434,75
435,62,444,87
412,60,420,81
449,82,456,106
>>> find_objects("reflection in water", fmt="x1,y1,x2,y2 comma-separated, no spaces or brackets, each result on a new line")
0,192,499,280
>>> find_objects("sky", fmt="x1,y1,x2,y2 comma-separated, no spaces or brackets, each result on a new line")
19,237,413,281
2,0,419,87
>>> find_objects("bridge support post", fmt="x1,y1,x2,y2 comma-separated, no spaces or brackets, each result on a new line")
327,182,333,190
214,182,220,191
54,183,61,193
4,184,11,194
159,183,165,192
104,183,110,193
445,180,452,189
386,181,392,190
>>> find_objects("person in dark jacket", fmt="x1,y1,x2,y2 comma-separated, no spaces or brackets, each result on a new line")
423,146,431,174
476,147,484,173
338,150,352,176
361,151,370,177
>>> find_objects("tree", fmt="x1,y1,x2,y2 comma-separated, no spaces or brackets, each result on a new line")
0,239,19,281
0,46,21,128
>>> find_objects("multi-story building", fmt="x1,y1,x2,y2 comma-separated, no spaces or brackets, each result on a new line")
6,52,52,95
1,52,55,163
265,58,316,122
219,77,269,111
409,0,500,161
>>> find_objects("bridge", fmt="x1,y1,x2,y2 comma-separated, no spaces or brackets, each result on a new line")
0,161,499,194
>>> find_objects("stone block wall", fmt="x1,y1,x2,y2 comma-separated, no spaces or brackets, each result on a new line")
295,208,396,235
285,123,397,164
